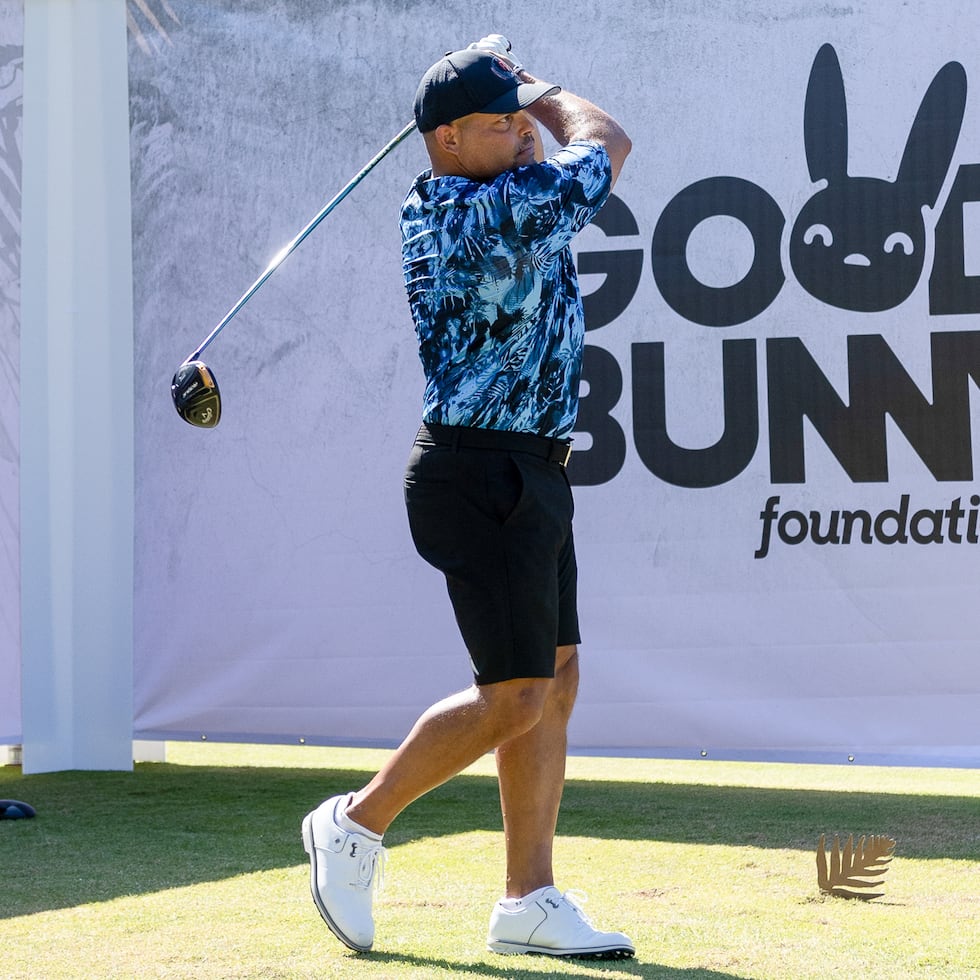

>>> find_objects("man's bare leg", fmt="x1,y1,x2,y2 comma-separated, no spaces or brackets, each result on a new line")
494,645,580,897
485,646,635,956
346,674,555,835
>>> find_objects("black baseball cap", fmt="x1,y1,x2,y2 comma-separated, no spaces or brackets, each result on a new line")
414,48,559,132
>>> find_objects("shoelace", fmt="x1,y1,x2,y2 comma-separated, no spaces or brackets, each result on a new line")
354,841,387,893
561,889,596,926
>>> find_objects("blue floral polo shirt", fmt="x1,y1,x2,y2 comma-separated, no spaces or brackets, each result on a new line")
400,141,612,439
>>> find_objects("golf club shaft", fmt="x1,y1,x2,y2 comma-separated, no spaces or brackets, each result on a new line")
185,119,418,364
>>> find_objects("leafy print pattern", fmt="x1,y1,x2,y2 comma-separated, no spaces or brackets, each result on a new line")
401,141,611,438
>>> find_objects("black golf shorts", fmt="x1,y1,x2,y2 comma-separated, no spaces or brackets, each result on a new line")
404,424,581,685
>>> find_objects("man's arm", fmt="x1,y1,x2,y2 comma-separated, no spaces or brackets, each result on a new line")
522,73,632,187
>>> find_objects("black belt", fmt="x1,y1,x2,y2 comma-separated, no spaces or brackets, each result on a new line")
420,423,573,467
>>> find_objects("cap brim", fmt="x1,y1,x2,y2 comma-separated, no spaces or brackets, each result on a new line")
479,81,560,116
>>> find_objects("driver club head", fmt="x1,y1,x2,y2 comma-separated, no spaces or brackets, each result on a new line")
172,359,221,428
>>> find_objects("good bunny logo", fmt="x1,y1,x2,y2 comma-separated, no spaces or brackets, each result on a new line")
572,43,980,560
790,44,967,313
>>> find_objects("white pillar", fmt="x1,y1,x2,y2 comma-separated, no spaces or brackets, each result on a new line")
20,0,133,772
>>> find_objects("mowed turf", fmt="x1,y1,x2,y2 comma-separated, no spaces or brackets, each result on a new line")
1,744,978,979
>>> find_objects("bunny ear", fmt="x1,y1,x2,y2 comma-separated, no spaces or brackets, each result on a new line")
897,61,967,207
804,43,849,182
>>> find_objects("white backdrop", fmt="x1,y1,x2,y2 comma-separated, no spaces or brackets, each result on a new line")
0,1,22,744
127,0,980,764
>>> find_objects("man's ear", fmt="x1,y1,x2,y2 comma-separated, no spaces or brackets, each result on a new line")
433,122,461,156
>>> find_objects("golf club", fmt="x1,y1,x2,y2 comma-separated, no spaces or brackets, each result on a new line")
172,119,418,427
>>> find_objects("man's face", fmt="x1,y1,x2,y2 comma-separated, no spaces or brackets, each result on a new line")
442,109,537,181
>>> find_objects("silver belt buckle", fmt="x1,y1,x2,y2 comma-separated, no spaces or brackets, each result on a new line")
561,443,573,467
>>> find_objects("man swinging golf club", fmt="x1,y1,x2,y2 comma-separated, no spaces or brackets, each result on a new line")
303,34,633,958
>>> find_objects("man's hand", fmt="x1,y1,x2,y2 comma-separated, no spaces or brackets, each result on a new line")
467,34,523,73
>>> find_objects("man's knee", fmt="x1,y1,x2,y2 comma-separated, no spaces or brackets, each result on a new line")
479,676,552,739
552,645,580,714
479,648,580,739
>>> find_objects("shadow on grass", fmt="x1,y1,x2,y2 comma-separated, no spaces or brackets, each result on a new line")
369,949,742,979
1,761,977,920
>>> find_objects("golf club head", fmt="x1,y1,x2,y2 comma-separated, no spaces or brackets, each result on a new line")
172,359,221,428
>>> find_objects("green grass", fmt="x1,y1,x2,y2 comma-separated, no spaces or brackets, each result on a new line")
1,744,978,979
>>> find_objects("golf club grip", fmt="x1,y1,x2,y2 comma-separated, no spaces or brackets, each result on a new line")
185,120,418,363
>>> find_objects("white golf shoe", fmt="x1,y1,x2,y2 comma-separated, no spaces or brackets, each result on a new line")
301,794,386,952
487,886,635,959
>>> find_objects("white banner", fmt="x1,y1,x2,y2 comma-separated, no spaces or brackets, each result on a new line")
131,0,980,765
0,3,22,743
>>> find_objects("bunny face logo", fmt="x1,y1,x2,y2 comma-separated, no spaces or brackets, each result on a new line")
790,44,968,312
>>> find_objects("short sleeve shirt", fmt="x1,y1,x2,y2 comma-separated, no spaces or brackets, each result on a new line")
400,140,612,438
